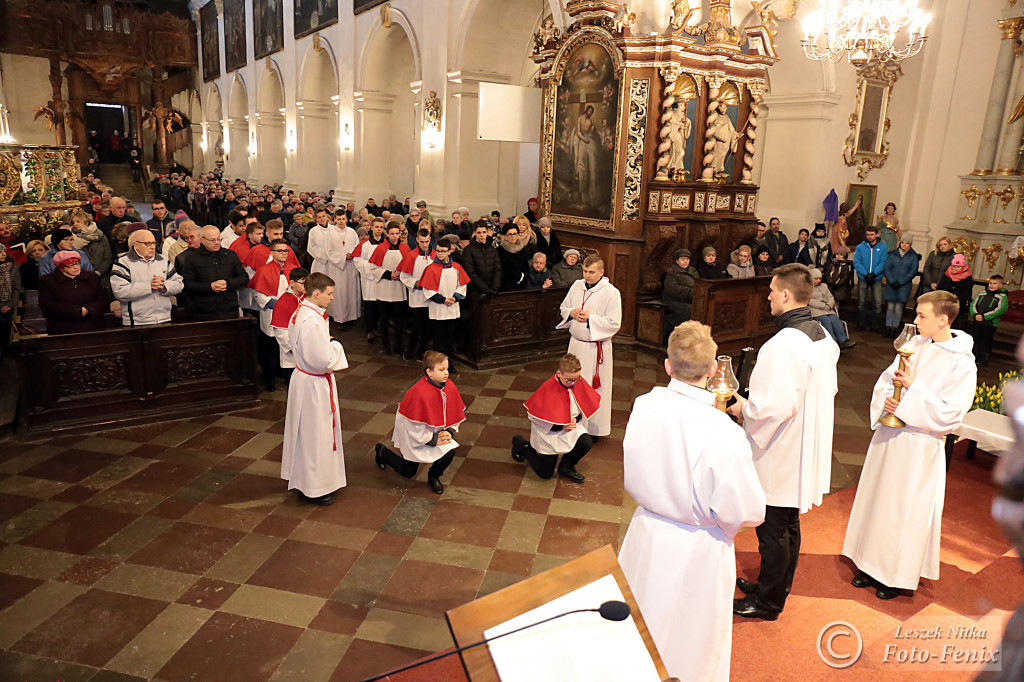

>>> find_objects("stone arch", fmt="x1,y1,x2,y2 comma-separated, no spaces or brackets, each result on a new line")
226,74,250,179
355,15,420,202
297,39,340,191
450,0,564,74
256,61,287,184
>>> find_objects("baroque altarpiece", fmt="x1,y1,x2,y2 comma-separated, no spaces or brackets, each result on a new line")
532,0,780,337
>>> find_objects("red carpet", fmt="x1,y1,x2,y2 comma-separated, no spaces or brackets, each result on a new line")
731,444,1019,680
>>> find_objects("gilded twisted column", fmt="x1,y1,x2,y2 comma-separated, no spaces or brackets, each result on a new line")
741,82,764,184
655,65,682,180
974,18,1022,174
701,74,727,182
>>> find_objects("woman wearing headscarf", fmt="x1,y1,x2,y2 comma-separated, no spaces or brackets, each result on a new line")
753,246,774,276
39,227,94,276
919,236,955,296
696,246,729,279
938,253,974,329
0,244,22,355
882,234,921,338
38,250,108,334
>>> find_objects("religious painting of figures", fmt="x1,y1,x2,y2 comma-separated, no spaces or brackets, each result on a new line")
200,2,220,83
295,0,339,39
254,0,284,60
856,80,888,155
711,82,742,181
551,42,620,223
845,183,877,247
354,0,388,14
224,0,247,73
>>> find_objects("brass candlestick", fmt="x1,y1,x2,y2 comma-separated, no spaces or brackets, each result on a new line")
878,323,917,429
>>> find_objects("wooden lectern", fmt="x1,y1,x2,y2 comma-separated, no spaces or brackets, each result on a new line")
445,545,668,681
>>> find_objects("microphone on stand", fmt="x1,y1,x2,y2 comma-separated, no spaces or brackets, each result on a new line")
362,600,631,682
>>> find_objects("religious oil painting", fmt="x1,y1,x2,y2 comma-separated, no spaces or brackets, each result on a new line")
224,0,247,73
295,0,339,39
845,183,877,247
551,41,620,224
254,0,284,60
354,0,389,14
200,2,221,83
856,80,889,155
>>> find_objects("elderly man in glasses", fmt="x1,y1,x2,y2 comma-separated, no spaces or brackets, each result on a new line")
110,228,184,326
177,225,249,321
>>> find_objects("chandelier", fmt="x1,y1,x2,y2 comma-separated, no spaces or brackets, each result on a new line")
802,0,929,65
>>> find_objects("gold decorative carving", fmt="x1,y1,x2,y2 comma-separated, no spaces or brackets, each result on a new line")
843,61,901,180
952,237,980,265
983,243,1004,269
997,185,1017,208
1007,247,1024,284
380,4,393,29
982,186,997,208
960,214,974,221
1000,17,1024,40
0,155,20,205
961,185,981,208
669,1,697,32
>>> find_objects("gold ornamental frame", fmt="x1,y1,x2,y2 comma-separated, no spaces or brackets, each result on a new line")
842,61,901,180
540,26,626,231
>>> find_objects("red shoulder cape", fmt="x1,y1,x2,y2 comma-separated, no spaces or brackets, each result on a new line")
271,292,302,329
230,237,252,261
246,243,300,271
249,259,294,297
524,374,601,425
398,375,467,429
396,248,434,275
418,261,470,291
368,241,412,267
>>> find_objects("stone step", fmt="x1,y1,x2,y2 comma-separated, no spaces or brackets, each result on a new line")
96,164,148,202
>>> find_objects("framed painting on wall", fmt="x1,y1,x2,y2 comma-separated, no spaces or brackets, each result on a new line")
200,2,221,83
354,0,388,14
254,0,284,59
845,183,877,247
224,0,247,73
544,33,623,229
295,0,339,39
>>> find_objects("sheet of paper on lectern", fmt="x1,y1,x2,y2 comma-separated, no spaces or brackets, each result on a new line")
477,82,542,143
483,574,661,682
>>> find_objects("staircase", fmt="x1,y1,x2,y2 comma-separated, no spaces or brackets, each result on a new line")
95,163,149,203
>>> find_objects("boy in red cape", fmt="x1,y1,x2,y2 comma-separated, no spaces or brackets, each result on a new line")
270,267,308,384
375,351,466,494
246,218,301,272
366,222,412,354
418,235,469,373
512,354,599,483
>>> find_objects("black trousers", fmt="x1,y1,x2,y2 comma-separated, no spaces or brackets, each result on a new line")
405,306,430,355
518,433,592,479
378,301,405,347
430,318,458,358
256,329,280,386
363,299,380,336
378,444,456,480
753,505,801,612
971,323,996,363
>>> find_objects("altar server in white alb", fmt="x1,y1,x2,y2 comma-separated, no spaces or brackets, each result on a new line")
843,291,977,600
419,236,469,372
556,256,621,437
307,207,361,324
365,222,411,354
511,354,600,484
727,263,839,620
620,321,765,682
352,217,386,342
374,351,466,495
281,273,348,506
396,227,435,362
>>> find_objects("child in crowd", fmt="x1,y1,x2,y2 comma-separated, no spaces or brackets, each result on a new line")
969,274,1009,366
418,235,469,374
270,267,308,384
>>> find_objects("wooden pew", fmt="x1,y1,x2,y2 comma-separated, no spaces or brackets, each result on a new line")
458,287,571,370
17,317,260,435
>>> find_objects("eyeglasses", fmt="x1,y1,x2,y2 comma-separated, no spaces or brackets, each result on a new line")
201,237,219,243
136,241,156,246
271,249,289,253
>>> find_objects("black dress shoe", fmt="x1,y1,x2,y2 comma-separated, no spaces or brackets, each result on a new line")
428,476,444,495
511,435,528,462
851,571,875,588
875,585,902,600
733,596,780,621
736,578,756,595
374,443,386,470
558,466,585,484
302,492,334,506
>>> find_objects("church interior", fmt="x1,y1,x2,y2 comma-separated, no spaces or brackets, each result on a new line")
0,0,1023,680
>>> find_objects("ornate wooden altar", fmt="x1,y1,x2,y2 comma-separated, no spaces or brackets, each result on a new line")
0,143,83,241
533,0,780,338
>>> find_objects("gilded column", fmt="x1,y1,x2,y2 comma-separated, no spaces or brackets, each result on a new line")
48,58,67,146
701,74,727,182
741,82,764,184
974,18,1022,174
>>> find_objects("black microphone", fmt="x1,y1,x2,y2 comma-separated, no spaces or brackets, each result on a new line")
362,600,631,682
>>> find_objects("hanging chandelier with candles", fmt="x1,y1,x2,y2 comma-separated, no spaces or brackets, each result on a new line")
801,0,930,65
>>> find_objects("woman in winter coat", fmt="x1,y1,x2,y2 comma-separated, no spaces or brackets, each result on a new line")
71,209,113,283
662,249,699,339
39,250,108,334
535,217,563,267
696,246,730,279
753,246,773,276
727,245,755,278
497,224,534,290
919,236,954,296
938,253,974,329
882,234,921,337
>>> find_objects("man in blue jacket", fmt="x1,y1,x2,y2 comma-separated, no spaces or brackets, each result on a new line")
853,227,888,333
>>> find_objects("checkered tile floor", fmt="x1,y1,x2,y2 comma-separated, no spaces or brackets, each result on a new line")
0,326,1014,681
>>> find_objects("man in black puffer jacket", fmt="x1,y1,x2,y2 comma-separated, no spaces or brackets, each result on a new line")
178,225,250,320
662,248,698,339
457,223,502,295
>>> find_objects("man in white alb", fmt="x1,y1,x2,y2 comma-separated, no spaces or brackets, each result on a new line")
620,321,765,681
556,256,621,437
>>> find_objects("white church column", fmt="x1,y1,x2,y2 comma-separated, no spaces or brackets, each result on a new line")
974,18,1022,174
353,90,396,204
996,42,1024,174
445,71,511,217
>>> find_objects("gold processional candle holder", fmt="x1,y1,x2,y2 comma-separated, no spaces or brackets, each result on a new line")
707,355,739,412
878,323,917,429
